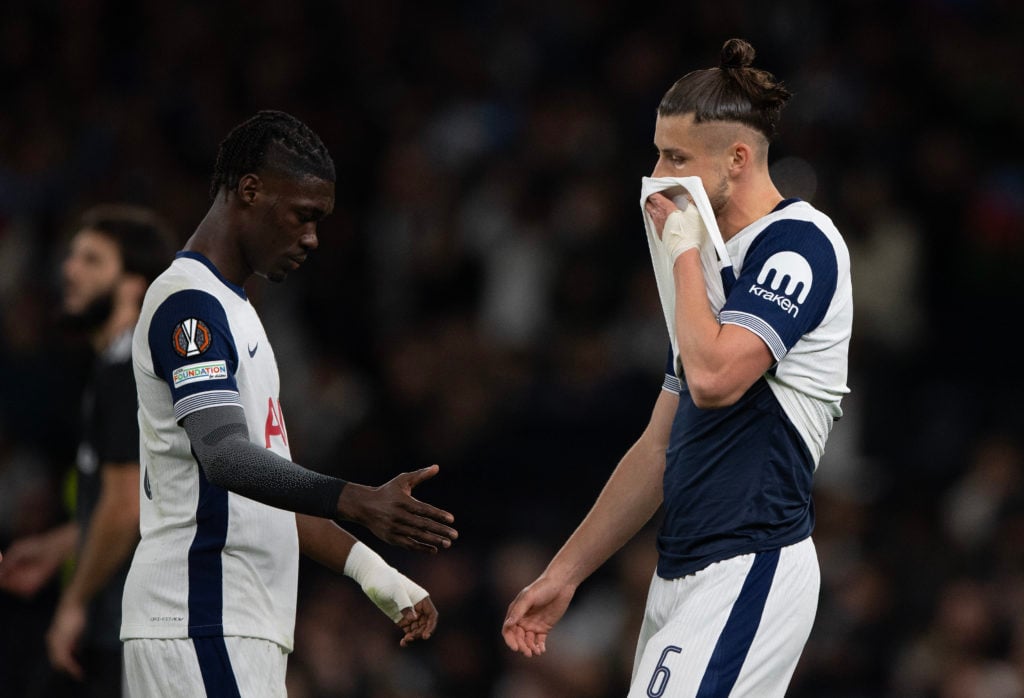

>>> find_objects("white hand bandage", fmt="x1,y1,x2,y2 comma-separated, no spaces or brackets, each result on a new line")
662,198,707,264
344,541,429,622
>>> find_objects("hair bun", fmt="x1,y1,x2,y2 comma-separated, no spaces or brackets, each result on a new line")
720,38,755,70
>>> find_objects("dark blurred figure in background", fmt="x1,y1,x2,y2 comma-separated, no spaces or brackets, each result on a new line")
0,204,176,697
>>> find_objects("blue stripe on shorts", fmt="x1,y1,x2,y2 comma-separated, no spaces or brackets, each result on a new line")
696,548,781,697
192,636,242,698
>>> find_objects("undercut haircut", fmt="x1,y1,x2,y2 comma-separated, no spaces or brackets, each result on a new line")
209,109,336,200
78,204,178,284
659,38,792,141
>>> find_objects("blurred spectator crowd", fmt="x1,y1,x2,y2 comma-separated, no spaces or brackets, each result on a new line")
2,1,1024,696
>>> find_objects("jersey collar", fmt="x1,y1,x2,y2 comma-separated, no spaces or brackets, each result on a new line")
772,198,802,212
176,251,248,300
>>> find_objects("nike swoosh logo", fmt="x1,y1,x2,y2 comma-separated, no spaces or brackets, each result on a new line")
248,342,259,358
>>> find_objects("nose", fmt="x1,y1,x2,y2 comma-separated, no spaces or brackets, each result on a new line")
300,226,319,251
651,157,669,178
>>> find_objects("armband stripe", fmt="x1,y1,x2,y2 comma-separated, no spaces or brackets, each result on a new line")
720,311,786,360
662,374,682,394
174,391,243,422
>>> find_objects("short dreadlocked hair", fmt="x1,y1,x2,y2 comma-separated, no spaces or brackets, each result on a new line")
209,110,336,201
659,38,792,141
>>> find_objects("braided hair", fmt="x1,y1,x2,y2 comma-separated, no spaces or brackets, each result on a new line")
658,38,792,141
209,110,336,201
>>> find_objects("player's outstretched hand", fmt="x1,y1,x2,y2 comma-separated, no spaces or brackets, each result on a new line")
502,575,576,658
337,465,458,553
398,596,438,647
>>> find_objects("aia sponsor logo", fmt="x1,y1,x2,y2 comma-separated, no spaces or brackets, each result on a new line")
748,251,812,317
265,397,288,448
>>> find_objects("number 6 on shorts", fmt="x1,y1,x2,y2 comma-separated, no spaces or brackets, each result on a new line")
647,645,682,698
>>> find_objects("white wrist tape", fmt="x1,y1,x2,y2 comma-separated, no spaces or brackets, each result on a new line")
344,541,429,622
662,198,706,264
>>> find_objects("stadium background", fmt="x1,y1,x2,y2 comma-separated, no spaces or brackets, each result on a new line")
2,1,1023,695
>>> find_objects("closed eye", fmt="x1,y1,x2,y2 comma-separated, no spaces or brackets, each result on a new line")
295,208,326,224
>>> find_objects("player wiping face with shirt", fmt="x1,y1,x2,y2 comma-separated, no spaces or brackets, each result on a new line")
504,39,852,698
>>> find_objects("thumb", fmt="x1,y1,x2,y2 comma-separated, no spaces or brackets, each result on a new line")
366,574,414,623
401,576,429,607
407,464,440,489
504,597,526,626
399,605,419,626
386,585,414,624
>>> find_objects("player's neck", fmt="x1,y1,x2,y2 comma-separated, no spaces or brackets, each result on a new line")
717,180,784,241
186,201,253,287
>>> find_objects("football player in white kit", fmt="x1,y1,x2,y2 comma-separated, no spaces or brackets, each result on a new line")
503,39,852,697
121,111,459,697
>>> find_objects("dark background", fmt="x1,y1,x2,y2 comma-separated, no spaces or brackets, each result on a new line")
2,1,1023,696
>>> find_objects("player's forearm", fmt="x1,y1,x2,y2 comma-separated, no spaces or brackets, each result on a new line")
548,443,663,586
203,439,346,517
672,250,736,405
296,514,357,573
48,522,81,560
61,483,139,605
184,406,346,518
545,393,673,588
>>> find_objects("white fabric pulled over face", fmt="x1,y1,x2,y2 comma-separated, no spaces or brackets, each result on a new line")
639,176,733,378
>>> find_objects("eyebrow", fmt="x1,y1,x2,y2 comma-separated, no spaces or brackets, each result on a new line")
654,146,689,157
297,205,329,220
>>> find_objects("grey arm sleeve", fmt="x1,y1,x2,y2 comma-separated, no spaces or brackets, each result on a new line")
182,405,346,519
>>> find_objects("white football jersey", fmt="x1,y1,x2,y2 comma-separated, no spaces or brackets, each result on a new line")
121,252,299,651
717,199,852,465
656,198,851,579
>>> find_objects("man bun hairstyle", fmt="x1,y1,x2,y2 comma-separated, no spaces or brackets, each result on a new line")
209,110,336,200
658,38,792,141
78,204,178,284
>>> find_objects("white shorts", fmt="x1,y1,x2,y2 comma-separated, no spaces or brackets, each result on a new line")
628,537,819,698
123,636,288,698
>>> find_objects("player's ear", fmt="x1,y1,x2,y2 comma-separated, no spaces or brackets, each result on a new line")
729,141,751,173
237,173,262,205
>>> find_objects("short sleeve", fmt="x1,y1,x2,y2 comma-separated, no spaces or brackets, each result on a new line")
719,220,839,361
662,345,682,394
147,289,242,423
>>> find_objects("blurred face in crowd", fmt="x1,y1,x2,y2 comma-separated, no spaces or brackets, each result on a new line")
239,172,334,284
61,228,123,327
652,113,752,214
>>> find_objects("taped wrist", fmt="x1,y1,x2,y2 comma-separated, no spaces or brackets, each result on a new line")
344,541,429,622
662,202,705,263
183,405,346,518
